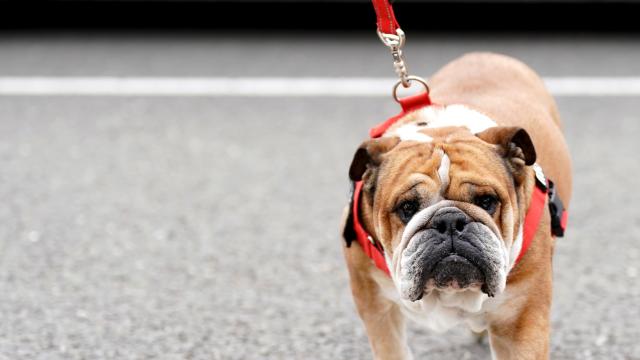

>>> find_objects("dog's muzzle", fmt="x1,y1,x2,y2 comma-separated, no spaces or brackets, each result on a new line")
399,205,507,302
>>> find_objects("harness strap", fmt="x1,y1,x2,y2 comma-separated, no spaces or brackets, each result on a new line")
353,181,390,275
516,179,548,265
349,112,568,275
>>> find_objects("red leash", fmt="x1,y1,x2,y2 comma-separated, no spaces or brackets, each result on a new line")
372,0,400,35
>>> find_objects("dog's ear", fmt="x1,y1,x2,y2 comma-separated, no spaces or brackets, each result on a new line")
476,127,536,181
345,136,400,245
349,136,401,181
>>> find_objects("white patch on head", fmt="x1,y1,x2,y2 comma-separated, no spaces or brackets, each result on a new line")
437,151,450,193
416,104,497,134
389,123,433,142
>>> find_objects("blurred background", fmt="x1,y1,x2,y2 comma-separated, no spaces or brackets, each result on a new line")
0,0,639,359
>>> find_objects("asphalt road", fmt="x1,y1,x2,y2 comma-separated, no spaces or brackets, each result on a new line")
0,32,639,359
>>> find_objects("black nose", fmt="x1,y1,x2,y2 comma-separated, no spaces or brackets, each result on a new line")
430,209,470,235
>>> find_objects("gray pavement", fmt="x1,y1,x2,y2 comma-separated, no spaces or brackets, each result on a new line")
0,33,639,359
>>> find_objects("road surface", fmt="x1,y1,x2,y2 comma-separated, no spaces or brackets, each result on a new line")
0,32,638,359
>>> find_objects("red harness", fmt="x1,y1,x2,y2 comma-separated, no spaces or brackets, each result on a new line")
350,0,567,275
349,92,567,275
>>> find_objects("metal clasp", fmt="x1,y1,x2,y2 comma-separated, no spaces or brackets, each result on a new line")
377,29,410,88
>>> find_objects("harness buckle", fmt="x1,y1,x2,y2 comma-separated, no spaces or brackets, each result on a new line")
547,180,566,237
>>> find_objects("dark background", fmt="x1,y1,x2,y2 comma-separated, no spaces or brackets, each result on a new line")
2,0,640,32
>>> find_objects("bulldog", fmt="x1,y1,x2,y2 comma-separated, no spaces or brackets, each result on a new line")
341,52,572,359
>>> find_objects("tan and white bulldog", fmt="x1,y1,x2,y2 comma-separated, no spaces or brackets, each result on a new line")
341,52,572,359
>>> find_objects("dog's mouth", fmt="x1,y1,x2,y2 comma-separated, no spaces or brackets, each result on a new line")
430,254,485,290
410,253,486,301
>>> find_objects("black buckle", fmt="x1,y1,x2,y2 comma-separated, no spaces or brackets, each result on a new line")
547,180,565,237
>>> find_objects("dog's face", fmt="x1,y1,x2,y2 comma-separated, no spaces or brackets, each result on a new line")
349,121,536,303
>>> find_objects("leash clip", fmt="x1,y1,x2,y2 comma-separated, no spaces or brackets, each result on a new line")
377,29,410,87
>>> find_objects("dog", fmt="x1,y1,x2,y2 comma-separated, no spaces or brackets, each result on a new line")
341,52,572,359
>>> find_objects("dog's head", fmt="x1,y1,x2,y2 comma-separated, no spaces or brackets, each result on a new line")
349,109,536,302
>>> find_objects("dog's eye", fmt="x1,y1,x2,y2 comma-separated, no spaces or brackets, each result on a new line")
396,200,420,223
474,195,499,215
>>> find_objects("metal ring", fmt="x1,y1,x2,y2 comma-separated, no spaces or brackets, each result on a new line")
392,76,430,103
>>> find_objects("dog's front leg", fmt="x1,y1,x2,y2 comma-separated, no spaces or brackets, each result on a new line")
488,304,551,360
343,244,412,360
487,266,553,360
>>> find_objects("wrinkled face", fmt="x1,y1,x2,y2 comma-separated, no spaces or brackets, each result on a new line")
350,121,536,303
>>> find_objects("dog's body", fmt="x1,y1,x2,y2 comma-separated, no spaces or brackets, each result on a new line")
341,53,572,359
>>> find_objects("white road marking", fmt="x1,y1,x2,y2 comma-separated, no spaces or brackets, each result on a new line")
0,77,639,96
